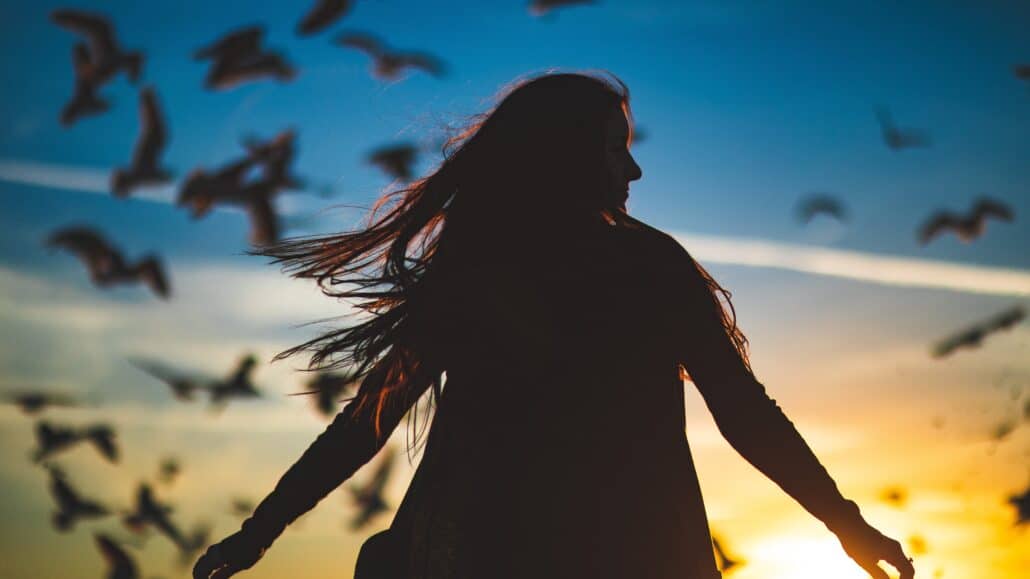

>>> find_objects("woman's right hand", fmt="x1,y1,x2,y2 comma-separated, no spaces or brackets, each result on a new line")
192,530,266,579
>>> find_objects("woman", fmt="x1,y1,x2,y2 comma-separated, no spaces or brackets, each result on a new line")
193,72,914,579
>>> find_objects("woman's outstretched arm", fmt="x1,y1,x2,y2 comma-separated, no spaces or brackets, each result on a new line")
193,353,431,579
669,240,914,579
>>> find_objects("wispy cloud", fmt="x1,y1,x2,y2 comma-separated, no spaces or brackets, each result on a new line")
673,232,1030,297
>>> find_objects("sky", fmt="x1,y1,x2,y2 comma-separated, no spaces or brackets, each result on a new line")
0,0,1028,578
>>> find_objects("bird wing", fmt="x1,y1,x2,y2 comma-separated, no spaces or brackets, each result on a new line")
298,0,351,35
94,534,137,577
132,87,167,170
917,213,958,244
246,190,280,246
334,32,384,57
397,52,446,77
133,256,171,299
972,198,1014,222
51,9,117,58
194,26,263,62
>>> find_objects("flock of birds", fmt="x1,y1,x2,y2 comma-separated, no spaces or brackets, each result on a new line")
3,0,1027,577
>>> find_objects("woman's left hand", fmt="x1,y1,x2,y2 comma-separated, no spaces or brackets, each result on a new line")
836,520,914,579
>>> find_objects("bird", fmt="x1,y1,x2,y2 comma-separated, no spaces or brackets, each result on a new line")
130,358,203,402
334,32,445,80
874,106,930,151
50,9,143,85
229,497,255,518
47,465,109,531
347,446,395,530
133,354,261,411
95,533,140,579
122,483,189,549
297,0,352,35
712,535,744,574
880,486,908,508
1009,483,1030,525
1014,64,1030,81
33,421,119,464
194,26,296,90
175,523,211,568
60,42,110,126
292,370,360,418
2,390,78,414
241,129,305,191
111,87,171,197
46,226,170,298
157,457,181,485
917,197,1014,245
931,305,1025,358
528,0,597,16
795,193,848,224
367,142,419,182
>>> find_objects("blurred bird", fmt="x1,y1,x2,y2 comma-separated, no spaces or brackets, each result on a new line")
111,87,171,197
1008,483,1030,525
1014,64,1030,81
51,9,144,85
297,0,352,35
367,142,419,182
208,354,262,407
529,0,596,16
130,358,203,401
60,42,110,126
874,106,930,151
229,497,255,518
2,390,78,414
176,523,211,568
712,535,744,575
46,226,170,299
122,483,189,549
133,354,261,411
347,446,395,530
880,486,908,508
95,533,140,579
33,421,119,464
917,197,1014,245
292,370,360,418
157,457,181,485
795,193,848,224
242,129,305,191
194,26,296,90
932,305,1025,358
334,32,445,80
47,465,109,531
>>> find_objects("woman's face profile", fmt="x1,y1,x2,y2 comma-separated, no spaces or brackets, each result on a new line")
602,107,643,210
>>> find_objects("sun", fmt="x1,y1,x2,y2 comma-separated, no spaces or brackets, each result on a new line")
737,534,898,579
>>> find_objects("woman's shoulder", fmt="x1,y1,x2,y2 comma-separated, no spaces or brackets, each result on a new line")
614,217,693,264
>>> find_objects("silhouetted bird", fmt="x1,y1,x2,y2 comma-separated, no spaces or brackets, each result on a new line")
3,390,78,414
60,42,110,126
123,483,188,547
229,497,255,518
158,457,181,485
932,306,1025,358
95,533,140,579
367,142,418,181
178,155,285,246
47,465,109,531
796,193,848,224
242,129,305,191
194,26,296,90
875,106,930,151
712,536,744,575
130,358,202,401
297,0,352,35
51,9,143,84
1014,64,1030,81
293,370,359,418
347,446,395,530
529,0,596,16
1009,483,1030,525
111,87,171,197
209,354,262,407
33,421,119,464
46,227,170,299
917,197,1014,245
334,32,445,80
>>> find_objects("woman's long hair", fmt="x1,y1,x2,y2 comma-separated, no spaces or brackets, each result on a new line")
263,71,750,444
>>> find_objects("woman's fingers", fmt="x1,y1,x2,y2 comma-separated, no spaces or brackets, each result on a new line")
193,544,225,579
210,565,239,579
885,540,915,579
857,558,889,579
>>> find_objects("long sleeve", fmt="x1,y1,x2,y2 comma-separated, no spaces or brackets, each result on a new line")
673,243,865,536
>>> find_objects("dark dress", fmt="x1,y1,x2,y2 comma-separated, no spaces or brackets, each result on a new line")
236,218,865,578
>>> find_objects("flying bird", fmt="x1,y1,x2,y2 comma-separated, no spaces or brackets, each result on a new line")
367,142,419,182
242,129,305,191
297,0,352,35
111,87,171,197
95,533,140,579
47,465,109,531
931,305,1025,358
334,32,445,80
347,446,395,530
50,9,143,85
229,497,255,518
46,227,170,298
130,358,203,401
194,26,296,90
292,370,360,418
133,354,262,411
122,483,188,549
529,0,597,16
795,193,848,224
1014,64,1030,81
874,106,930,151
60,42,110,126
917,197,1014,245
33,421,119,464
2,390,78,414
157,457,181,485
712,535,744,575
1009,483,1030,525
880,486,908,508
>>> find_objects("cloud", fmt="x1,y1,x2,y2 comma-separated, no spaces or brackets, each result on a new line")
673,232,1030,297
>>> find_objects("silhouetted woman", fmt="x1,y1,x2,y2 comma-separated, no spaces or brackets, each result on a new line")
193,72,914,579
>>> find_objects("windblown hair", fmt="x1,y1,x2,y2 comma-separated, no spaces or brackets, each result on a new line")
263,71,750,443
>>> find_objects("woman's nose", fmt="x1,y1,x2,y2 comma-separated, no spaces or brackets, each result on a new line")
627,156,642,182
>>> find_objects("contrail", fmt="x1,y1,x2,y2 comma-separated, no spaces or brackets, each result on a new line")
673,232,1030,297
3,158,1028,297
